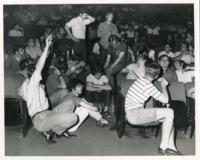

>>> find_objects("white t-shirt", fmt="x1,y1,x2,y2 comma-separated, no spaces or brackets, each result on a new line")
86,74,108,85
126,63,145,80
159,51,175,58
176,70,194,83
18,67,49,117
66,16,92,39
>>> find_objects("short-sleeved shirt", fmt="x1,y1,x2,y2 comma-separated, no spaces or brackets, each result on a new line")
125,77,164,111
108,42,127,65
86,74,109,85
176,70,194,83
125,63,145,80
97,22,118,49
66,16,92,39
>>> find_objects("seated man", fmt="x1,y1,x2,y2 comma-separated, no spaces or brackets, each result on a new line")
55,78,109,134
5,44,29,74
85,67,112,118
125,63,182,155
18,35,78,144
105,35,127,89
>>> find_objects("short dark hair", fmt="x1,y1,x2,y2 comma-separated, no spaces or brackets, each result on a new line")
91,66,103,75
145,63,161,79
12,44,25,54
158,54,171,62
174,59,187,68
108,34,119,43
67,78,84,92
19,58,36,78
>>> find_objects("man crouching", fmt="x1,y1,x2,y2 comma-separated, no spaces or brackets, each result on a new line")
18,35,78,144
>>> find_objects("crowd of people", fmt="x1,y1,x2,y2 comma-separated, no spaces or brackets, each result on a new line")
4,5,194,156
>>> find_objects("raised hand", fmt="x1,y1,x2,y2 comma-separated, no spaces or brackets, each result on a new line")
45,35,53,47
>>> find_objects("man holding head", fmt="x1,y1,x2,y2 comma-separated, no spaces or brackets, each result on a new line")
125,63,182,155
65,12,95,63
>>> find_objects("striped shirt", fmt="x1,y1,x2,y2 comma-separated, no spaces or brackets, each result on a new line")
125,77,163,111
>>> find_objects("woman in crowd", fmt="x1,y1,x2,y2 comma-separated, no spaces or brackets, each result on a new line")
158,55,178,83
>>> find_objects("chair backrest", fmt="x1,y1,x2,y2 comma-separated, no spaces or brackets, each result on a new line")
168,82,186,104
4,72,25,97
5,97,22,126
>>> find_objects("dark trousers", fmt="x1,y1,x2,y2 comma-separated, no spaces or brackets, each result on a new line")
89,54,107,70
73,39,87,63
85,90,111,107
106,64,124,90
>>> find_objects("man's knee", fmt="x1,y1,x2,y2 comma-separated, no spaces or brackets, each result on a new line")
167,108,174,119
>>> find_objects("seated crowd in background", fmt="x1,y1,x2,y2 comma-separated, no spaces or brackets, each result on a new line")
4,6,195,154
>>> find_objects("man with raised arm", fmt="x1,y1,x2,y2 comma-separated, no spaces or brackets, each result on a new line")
18,35,78,144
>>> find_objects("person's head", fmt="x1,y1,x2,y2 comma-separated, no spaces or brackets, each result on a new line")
108,35,119,47
164,44,171,53
27,38,35,47
79,13,88,20
174,60,186,70
145,63,161,80
105,11,114,22
19,58,36,78
159,55,171,70
137,54,153,66
67,78,84,95
91,67,103,80
180,43,189,52
13,44,25,57
14,24,20,30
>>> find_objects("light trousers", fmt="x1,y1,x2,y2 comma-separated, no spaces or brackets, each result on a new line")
68,106,102,132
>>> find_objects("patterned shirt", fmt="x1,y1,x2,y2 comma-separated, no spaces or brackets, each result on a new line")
125,77,164,111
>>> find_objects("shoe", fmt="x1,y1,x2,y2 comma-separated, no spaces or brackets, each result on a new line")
96,119,109,127
165,148,183,155
56,131,77,139
40,132,56,144
158,147,167,155
103,111,111,119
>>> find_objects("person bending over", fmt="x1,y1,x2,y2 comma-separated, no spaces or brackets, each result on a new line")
18,35,78,144
125,63,182,155
56,78,109,134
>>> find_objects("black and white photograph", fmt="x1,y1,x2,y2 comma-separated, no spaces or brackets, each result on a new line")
1,0,199,159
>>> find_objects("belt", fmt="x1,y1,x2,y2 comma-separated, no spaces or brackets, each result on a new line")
31,110,47,120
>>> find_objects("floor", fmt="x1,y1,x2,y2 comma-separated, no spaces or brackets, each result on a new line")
4,117,195,156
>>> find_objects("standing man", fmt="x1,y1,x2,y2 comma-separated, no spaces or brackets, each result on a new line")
97,11,118,49
65,12,95,63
